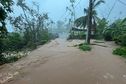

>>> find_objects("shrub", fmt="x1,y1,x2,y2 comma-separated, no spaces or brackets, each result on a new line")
114,34,126,46
0,55,19,65
26,41,37,50
5,56,19,63
0,55,6,65
103,29,113,41
2,32,26,51
0,51,29,65
79,43,92,51
113,47,126,58
39,40,48,45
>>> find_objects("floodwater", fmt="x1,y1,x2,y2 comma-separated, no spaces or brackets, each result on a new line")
1,39,126,84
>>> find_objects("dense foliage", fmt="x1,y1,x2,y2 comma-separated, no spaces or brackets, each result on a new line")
0,0,57,65
2,32,25,51
113,47,126,58
103,18,126,45
0,0,13,36
103,18,126,57
95,18,108,39
0,0,14,64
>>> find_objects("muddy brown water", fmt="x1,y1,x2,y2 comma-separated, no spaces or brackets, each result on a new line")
1,39,126,84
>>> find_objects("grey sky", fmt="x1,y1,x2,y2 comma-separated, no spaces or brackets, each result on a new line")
8,0,126,31
13,0,126,21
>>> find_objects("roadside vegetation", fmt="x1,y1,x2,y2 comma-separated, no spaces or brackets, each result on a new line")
67,0,126,57
79,43,92,51
113,47,126,58
1,0,126,65
74,16,126,56
0,0,58,65
104,18,126,58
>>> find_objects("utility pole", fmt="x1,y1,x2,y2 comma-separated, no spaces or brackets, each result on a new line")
86,0,93,44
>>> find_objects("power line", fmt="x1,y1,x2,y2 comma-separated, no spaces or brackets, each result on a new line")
118,0,126,6
107,0,118,19
58,10,67,21
58,0,82,21
66,0,82,19
75,0,82,8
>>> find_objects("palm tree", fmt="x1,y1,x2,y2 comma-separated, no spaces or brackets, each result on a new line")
109,18,126,40
74,0,105,43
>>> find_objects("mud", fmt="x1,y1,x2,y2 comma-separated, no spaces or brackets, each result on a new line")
1,39,126,84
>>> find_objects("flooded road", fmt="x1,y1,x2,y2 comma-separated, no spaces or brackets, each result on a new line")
1,39,126,84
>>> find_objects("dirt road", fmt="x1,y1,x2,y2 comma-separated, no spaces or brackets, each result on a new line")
1,39,126,84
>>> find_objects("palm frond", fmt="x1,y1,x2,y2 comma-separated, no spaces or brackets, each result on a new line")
121,18,126,25
93,0,97,4
92,10,97,16
93,0,105,8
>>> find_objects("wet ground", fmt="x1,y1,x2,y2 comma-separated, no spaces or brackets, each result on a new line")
1,39,126,84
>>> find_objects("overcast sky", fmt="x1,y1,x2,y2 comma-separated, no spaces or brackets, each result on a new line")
8,0,126,31
17,0,126,21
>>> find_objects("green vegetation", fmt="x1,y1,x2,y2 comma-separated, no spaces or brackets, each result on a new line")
0,0,58,65
72,0,105,44
1,0,126,64
0,56,18,64
0,51,28,65
95,18,108,40
103,18,126,42
68,31,86,40
113,47,126,58
0,0,14,65
102,18,126,57
67,0,126,57
2,33,25,51
68,0,106,44
79,43,92,51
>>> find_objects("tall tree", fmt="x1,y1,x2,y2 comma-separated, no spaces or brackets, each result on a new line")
10,0,50,46
74,0,105,44
0,0,13,37
0,0,13,58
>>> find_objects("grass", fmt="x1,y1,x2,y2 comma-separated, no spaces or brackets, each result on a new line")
113,47,126,58
78,43,92,51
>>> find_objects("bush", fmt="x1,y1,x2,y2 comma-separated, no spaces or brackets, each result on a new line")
37,40,47,45
5,56,19,63
0,51,29,65
2,32,26,51
103,29,113,41
26,41,37,50
0,55,19,65
79,43,92,51
113,47,126,58
0,55,6,65
114,34,126,46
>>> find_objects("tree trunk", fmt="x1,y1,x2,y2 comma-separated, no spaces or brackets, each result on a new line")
86,0,93,44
